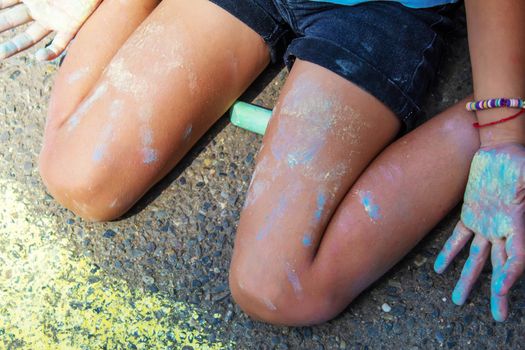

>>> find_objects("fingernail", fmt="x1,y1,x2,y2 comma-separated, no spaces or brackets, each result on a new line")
434,253,446,273
35,48,50,62
35,47,58,62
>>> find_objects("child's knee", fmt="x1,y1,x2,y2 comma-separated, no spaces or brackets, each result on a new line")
38,142,129,222
38,119,135,221
229,253,347,326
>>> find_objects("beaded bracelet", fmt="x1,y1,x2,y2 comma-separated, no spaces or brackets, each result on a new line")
466,98,524,111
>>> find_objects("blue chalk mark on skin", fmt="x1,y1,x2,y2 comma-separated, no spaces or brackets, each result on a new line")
359,191,381,220
491,297,505,322
300,192,326,248
285,142,323,168
92,124,114,163
315,193,326,221
143,148,158,164
491,266,507,322
452,252,479,305
451,285,464,305
142,128,154,146
92,144,106,162
184,125,193,140
434,252,446,273
494,273,506,295
302,234,313,247
256,195,287,241
462,149,521,238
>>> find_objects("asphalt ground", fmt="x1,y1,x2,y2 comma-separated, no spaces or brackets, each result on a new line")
0,9,524,349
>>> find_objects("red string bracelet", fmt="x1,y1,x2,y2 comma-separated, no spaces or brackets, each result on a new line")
473,109,525,128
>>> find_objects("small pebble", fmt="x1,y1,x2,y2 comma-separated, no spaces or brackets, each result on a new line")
381,303,392,313
145,242,156,254
131,249,145,258
391,304,406,316
435,331,445,344
245,152,254,165
414,255,427,267
147,284,159,293
224,309,234,322
142,275,154,285
0,131,10,142
9,70,21,80
103,229,116,238
23,161,33,174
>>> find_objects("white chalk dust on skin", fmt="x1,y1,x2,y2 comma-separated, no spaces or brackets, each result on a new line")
67,67,91,84
68,83,108,131
375,163,403,184
92,99,125,163
262,297,278,312
271,72,367,184
109,198,119,209
128,20,199,95
139,104,153,122
285,262,303,297
105,58,152,99
183,124,192,141
127,21,165,51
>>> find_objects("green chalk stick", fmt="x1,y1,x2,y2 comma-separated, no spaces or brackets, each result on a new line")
230,101,272,135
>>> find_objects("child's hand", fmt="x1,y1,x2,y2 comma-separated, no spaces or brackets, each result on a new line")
0,0,102,61
434,143,525,322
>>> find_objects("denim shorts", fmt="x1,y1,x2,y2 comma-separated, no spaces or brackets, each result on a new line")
209,0,458,130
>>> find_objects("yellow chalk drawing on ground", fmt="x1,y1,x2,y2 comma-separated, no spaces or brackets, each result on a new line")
0,179,231,349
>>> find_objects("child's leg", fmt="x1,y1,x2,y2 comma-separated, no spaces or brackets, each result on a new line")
229,59,480,326
39,0,270,221
46,0,162,130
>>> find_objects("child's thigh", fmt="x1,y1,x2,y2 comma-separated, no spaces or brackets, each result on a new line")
39,0,270,221
230,59,400,320
47,0,162,129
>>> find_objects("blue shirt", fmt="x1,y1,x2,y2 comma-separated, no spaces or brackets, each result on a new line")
311,0,457,8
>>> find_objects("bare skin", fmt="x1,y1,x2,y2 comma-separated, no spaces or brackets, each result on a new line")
230,60,480,325
37,0,270,221
0,0,520,326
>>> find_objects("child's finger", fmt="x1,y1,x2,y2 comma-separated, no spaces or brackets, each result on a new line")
434,220,474,274
451,234,490,305
0,0,21,10
494,232,525,296
0,22,49,60
35,31,75,61
491,240,508,322
0,4,31,34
